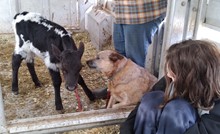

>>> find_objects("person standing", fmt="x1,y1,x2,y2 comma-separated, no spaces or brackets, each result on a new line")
112,0,167,67
91,0,167,100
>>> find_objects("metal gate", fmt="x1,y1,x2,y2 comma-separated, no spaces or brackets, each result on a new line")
159,0,220,77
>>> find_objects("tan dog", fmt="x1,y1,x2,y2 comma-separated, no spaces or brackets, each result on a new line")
87,50,157,108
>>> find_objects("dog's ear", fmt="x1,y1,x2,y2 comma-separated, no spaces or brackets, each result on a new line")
109,52,124,62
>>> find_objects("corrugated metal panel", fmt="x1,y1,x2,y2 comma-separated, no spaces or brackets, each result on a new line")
159,0,200,78
0,0,80,33
205,0,220,28
17,0,47,14
17,0,78,29
0,0,14,33
48,0,78,29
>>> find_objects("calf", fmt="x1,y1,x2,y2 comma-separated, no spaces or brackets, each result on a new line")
12,11,95,112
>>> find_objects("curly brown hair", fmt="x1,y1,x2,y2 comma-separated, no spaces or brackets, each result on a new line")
163,39,220,110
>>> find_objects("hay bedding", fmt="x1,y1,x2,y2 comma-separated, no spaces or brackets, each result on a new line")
0,32,120,133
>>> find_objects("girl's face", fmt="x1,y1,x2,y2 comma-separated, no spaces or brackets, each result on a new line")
166,64,176,81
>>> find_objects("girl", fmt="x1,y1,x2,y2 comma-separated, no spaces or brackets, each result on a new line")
133,39,220,134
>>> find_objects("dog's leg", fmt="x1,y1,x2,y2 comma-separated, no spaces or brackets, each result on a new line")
112,92,129,108
107,96,113,108
107,96,115,108
112,97,129,108
112,102,127,108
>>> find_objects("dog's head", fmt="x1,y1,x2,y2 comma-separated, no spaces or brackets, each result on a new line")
86,50,124,77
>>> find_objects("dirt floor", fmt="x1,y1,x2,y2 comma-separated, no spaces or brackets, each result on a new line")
0,32,120,133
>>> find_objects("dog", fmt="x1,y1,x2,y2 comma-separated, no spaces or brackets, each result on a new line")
86,50,158,108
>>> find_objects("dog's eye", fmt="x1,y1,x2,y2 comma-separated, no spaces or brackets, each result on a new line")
96,56,100,59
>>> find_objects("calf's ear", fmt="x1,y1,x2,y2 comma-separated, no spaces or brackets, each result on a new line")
51,44,61,60
78,42,84,58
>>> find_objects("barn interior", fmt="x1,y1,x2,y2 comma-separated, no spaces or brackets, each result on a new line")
0,0,220,133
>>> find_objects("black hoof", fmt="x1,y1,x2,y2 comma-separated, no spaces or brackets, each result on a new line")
92,88,108,100
88,94,96,101
35,81,42,88
56,105,64,113
57,109,65,114
12,90,19,95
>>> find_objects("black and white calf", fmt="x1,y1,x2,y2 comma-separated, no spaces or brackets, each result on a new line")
12,11,95,111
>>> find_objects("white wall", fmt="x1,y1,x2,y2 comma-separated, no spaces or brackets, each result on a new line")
205,0,220,28
0,0,95,33
0,0,14,33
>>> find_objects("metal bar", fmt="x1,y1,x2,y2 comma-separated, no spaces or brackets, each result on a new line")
0,85,7,134
193,0,204,39
7,106,134,134
76,0,80,29
182,0,191,40
159,0,176,78
152,21,164,77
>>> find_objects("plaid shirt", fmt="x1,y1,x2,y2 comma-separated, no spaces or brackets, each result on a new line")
113,0,167,24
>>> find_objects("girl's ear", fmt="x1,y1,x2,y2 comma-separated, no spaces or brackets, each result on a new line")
166,65,176,81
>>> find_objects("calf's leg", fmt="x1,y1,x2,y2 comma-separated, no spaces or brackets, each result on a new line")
11,54,23,95
27,61,42,88
49,69,63,111
78,74,95,101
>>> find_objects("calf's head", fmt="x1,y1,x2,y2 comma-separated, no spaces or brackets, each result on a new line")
52,42,84,91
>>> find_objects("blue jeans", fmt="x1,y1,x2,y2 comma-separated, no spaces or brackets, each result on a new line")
113,16,164,67
134,91,198,134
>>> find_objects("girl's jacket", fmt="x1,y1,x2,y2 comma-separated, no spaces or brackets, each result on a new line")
184,100,220,134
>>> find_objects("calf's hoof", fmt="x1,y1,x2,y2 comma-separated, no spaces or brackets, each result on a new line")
35,81,42,88
12,90,19,95
12,87,19,95
92,87,108,100
89,94,96,101
56,105,64,113
57,109,65,114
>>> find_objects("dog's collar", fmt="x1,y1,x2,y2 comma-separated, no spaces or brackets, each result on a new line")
107,58,128,81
